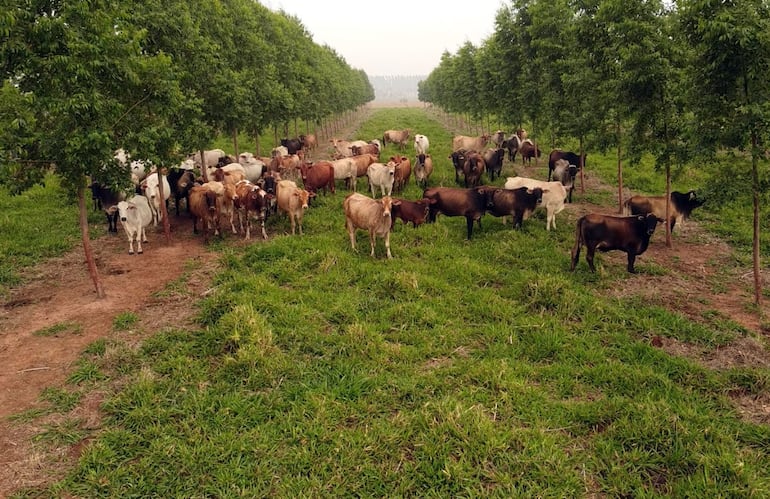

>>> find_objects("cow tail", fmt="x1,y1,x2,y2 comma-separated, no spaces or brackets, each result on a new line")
570,216,584,271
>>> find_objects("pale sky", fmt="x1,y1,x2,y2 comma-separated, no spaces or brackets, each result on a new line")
264,0,508,76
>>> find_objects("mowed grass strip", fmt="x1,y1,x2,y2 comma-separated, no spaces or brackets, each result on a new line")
17,108,770,497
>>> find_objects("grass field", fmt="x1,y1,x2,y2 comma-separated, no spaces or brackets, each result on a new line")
6,108,770,497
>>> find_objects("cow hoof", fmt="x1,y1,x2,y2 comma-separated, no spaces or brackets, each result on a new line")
138,250,143,254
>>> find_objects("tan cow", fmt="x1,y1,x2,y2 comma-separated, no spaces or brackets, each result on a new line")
452,134,490,152
343,192,398,259
389,155,411,193
382,129,411,150
276,180,314,235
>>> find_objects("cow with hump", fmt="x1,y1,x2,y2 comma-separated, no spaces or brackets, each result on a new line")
422,186,488,240
343,193,398,259
571,213,659,273
116,195,153,255
623,190,704,232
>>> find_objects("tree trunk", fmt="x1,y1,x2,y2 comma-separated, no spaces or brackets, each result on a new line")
78,184,105,299
200,150,208,183
255,132,260,156
232,128,239,157
579,136,585,195
752,132,762,307
616,120,623,214
665,165,672,248
158,167,171,243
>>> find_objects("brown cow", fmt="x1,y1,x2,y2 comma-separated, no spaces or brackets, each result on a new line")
463,151,486,188
299,161,336,196
233,180,270,240
519,141,541,165
548,150,585,182
299,134,317,156
623,190,704,232
452,134,489,152
422,186,488,240
391,197,431,228
350,143,380,157
389,155,412,193
350,153,379,179
479,186,544,229
276,179,314,235
449,149,468,185
343,193,398,259
189,184,222,241
571,213,659,273
382,129,411,150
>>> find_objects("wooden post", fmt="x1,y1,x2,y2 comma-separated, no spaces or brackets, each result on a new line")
78,184,105,298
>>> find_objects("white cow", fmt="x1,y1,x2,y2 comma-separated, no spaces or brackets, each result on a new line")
367,162,396,198
414,134,430,155
117,195,153,254
330,157,358,191
141,172,171,226
504,176,566,231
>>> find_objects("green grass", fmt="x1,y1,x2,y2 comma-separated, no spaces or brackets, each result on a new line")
33,321,82,337
112,311,139,331
10,108,770,497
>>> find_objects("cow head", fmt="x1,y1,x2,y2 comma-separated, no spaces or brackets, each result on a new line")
380,196,394,217
640,214,658,235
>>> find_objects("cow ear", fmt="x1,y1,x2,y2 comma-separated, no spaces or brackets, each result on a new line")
392,200,401,206
637,215,644,221
292,191,300,197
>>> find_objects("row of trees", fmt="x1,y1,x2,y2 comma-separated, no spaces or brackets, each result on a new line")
0,0,373,297
419,0,770,307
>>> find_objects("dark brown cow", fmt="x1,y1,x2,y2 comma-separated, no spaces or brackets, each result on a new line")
167,169,196,215
623,190,704,232
449,149,467,184
463,151,485,187
571,213,659,273
390,197,431,228
548,150,585,182
519,141,541,165
483,148,505,181
299,161,336,196
280,137,303,155
478,186,544,229
422,186,488,240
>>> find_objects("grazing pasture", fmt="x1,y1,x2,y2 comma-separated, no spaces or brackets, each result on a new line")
2,108,770,497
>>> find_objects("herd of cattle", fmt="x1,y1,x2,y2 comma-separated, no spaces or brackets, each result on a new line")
89,128,704,272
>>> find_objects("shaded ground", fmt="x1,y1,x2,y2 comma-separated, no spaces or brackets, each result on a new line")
2,119,770,495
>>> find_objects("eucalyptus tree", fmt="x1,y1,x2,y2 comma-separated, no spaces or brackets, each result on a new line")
680,0,770,307
487,4,527,131
1,0,188,297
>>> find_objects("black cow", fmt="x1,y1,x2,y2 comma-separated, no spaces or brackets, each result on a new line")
167,168,196,215
89,182,125,233
483,148,505,181
449,149,467,185
423,186,488,240
280,137,303,155
623,190,704,232
548,150,586,182
571,213,659,273
479,186,544,229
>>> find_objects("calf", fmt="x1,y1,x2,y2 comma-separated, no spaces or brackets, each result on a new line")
623,190,704,232
367,162,396,197
414,153,434,189
89,182,126,233
233,180,270,240
483,148,505,181
480,186,544,229
504,176,566,231
390,197,431,228
422,186,488,240
571,213,659,273
116,195,153,254
276,179,313,235
463,151,485,188
343,193,396,259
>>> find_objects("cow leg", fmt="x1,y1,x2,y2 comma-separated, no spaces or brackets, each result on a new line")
230,211,237,234
627,253,637,273
127,230,135,255
465,216,474,240
570,245,581,271
290,213,296,235
136,230,144,255
384,232,392,259
586,246,597,272
259,217,268,240
369,231,376,257
347,219,357,250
